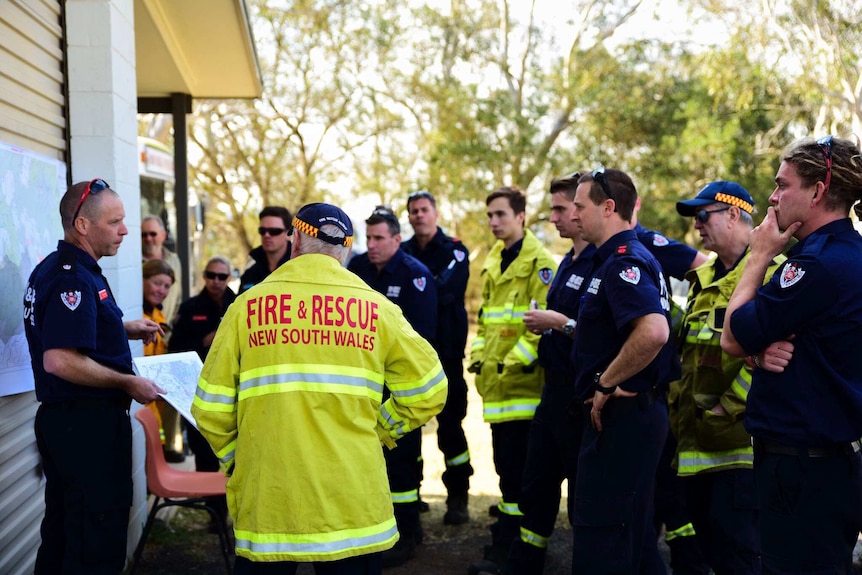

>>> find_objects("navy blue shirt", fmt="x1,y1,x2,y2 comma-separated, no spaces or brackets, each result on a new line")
731,218,862,445
403,227,469,358
572,230,677,399
348,248,438,342
635,223,699,281
23,240,132,403
168,287,237,360
538,243,596,378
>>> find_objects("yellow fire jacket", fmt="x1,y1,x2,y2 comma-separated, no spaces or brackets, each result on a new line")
469,230,556,423
669,249,783,475
191,254,447,563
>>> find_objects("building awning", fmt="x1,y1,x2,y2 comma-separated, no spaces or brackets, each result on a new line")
134,0,262,99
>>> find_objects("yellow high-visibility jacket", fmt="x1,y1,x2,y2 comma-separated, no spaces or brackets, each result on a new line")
669,249,783,475
469,230,556,423
191,254,447,563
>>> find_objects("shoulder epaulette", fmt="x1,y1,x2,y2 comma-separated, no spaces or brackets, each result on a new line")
58,250,76,273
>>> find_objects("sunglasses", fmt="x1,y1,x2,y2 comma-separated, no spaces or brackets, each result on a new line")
258,227,287,236
816,135,833,193
591,167,616,210
72,178,110,221
141,231,159,238
694,206,731,224
372,207,399,224
204,271,230,281
408,190,434,201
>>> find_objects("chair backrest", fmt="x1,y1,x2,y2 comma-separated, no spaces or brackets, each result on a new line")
135,407,177,493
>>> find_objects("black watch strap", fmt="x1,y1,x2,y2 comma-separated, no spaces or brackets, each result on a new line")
593,371,617,395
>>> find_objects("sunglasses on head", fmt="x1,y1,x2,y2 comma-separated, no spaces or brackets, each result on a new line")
204,271,229,281
694,206,731,224
372,207,399,223
258,227,286,236
591,167,617,211
407,190,433,201
72,179,110,221
816,135,833,193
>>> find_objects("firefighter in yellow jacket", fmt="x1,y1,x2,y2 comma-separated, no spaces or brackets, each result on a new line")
467,186,556,568
192,203,447,575
669,182,784,574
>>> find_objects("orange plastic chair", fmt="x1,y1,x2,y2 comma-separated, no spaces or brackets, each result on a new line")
130,407,232,574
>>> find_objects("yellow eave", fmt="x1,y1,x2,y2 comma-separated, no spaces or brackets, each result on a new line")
135,0,262,99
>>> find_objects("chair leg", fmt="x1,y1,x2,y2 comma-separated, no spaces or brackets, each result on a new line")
200,503,233,575
128,496,163,575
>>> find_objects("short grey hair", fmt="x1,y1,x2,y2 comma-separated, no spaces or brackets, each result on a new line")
142,215,166,229
296,224,350,265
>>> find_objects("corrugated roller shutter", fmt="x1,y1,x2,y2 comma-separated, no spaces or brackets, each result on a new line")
0,0,65,160
0,393,43,575
0,1,64,574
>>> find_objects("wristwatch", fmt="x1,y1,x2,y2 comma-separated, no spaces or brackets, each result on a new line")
562,318,576,338
593,371,617,395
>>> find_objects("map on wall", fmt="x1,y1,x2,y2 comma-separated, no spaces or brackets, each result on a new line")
0,140,66,397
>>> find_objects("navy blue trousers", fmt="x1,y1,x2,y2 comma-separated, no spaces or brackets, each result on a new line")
755,446,862,574
571,393,668,575
234,553,383,574
34,400,132,575
507,373,583,574
684,468,760,574
437,356,473,495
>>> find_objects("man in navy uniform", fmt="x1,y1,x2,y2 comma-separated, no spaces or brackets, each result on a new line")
348,205,437,567
570,168,677,573
24,179,164,575
239,205,293,293
722,135,862,573
402,189,473,525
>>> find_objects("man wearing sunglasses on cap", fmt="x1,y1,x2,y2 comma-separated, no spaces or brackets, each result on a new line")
348,205,438,567
24,179,165,575
722,136,862,573
239,205,293,294
670,181,785,574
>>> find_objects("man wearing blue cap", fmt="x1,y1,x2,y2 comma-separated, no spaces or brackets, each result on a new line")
193,202,447,575
670,181,784,574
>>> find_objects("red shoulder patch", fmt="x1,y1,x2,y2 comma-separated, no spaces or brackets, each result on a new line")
616,244,628,254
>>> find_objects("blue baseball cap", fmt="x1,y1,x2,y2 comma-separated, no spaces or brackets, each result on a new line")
676,181,755,216
292,203,354,247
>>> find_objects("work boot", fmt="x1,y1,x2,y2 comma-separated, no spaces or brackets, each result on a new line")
382,536,416,568
468,544,508,575
444,493,470,525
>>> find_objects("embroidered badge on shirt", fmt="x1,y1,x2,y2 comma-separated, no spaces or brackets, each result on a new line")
779,262,805,288
98,289,108,301
538,268,553,285
386,285,401,299
652,234,669,247
61,290,82,311
454,249,465,262
620,266,641,285
565,274,584,290
413,277,427,292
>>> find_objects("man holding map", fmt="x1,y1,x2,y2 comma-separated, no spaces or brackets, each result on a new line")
24,179,164,575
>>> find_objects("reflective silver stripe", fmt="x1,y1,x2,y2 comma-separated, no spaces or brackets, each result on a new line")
389,369,446,399
379,403,409,436
240,372,383,395
236,522,399,555
446,450,470,467
219,449,235,464
196,387,235,405
514,341,537,364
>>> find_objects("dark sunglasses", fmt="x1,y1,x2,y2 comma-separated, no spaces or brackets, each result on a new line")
694,206,731,224
816,135,833,193
258,227,287,236
372,207,399,223
204,271,229,281
591,167,616,208
72,178,110,221
141,231,159,238
408,190,434,201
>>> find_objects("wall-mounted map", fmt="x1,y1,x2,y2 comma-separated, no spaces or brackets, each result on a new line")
0,141,66,397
